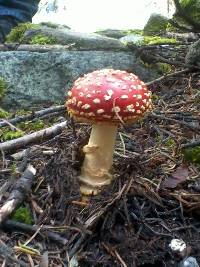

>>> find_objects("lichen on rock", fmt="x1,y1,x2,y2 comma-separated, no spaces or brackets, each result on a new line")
0,77,7,100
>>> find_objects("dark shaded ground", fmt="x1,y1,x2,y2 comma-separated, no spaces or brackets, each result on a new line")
0,71,200,267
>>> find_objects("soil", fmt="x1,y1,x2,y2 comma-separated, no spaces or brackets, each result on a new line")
0,72,200,267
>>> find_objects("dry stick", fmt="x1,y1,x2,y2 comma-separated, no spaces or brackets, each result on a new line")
149,113,200,131
0,121,67,153
0,164,36,225
2,220,68,245
146,68,190,86
0,105,65,128
181,140,200,149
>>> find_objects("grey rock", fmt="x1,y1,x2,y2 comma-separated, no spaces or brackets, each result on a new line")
94,29,127,39
0,50,157,110
23,27,126,51
185,39,200,66
120,34,144,45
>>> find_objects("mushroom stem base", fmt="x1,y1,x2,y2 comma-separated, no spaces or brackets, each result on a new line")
79,123,117,195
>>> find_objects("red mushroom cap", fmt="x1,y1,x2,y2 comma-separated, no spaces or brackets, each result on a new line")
66,69,153,123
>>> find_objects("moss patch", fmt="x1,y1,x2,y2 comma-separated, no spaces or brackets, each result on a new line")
155,62,173,74
30,34,57,45
11,206,33,225
2,130,24,141
142,36,177,45
0,108,10,119
183,146,200,165
6,23,39,43
19,120,45,131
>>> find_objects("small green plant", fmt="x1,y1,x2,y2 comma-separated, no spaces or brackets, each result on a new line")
152,94,161,101
0,108,9,118
30,34,57,45
165,138,176,147
11,206,33,224
156,63,173,74
19,120,45,131
183,146,200,165
2,130,24,141
6,23,39,43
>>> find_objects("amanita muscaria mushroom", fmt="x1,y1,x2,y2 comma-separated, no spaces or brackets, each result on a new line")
66,69,153,195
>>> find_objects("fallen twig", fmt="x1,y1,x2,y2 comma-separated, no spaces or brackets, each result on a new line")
149,113,200,131
0,121,67,152
2,220,68,245
146,68,190,86
181,140,200,149
0,164,36,225
0,105,65,128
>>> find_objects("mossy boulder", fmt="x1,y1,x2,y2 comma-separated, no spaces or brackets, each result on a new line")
143,13,168,36
6,23,39,43
168,0,200,32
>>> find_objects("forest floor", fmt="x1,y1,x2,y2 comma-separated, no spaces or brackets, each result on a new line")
0,70,200,267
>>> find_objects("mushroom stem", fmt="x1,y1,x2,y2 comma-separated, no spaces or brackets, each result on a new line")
79,123,118,195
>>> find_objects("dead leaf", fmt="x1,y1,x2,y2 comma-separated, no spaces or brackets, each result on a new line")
161,165,189,189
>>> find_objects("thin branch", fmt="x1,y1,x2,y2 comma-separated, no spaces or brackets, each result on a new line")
2,220,68,245
0,165,36,225
146,68,190,86
149,113,200,131
181,140,200,149
0,105,65,128
0,121,67,153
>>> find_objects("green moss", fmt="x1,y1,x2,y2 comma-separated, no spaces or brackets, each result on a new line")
143,36,177,45
2,130,24,141
183,146,200,165
165,138,176,147
6,23,39,43
156,63,173,74
0,77,7,100
30,34,57,45
132,35,177,46
11,207,33,225
143,14,168,36
123,29,143,35
19,120,45,131
0,108,9,118
152,94,161,101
